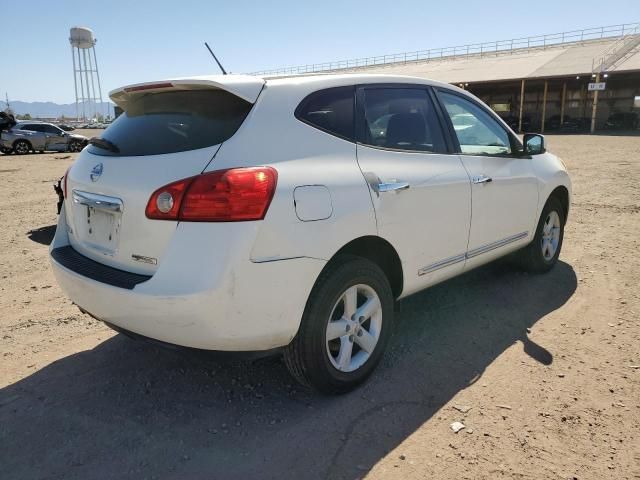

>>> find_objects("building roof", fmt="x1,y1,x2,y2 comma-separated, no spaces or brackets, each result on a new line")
328,38,640,84
256,23,640,85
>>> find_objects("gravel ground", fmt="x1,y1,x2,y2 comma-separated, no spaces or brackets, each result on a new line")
1,134,639,480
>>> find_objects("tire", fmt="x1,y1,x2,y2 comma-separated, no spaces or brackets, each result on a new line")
13,140,31,155
518,196,565,273
0,146,12,155
284,255,394,394
68,141,83,152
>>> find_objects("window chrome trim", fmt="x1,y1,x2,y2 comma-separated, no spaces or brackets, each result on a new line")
417,231,529,276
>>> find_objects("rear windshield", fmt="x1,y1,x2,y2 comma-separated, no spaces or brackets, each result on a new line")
88,90,252,156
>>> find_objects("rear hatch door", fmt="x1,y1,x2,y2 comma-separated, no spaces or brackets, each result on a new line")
65,75,263,275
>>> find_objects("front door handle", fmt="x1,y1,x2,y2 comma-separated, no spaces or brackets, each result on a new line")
472,175,492,184
378,181,410,193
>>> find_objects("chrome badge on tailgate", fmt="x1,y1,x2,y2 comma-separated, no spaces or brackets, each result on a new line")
131,254,157,265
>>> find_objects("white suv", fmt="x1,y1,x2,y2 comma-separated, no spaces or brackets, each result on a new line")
50,74,571,393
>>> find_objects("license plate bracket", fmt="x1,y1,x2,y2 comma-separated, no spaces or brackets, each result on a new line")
72,190,123,256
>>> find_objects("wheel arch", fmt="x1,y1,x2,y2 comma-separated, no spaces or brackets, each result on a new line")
328,235,403,299
13,138,32,149
548,185,570,220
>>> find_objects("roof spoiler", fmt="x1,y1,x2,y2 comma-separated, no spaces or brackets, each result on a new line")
109,74,265,109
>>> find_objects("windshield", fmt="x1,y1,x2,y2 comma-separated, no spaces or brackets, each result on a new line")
89,89,252,156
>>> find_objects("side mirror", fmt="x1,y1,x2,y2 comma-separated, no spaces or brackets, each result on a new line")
523,133,545,155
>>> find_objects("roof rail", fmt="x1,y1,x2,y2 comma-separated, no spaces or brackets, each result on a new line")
250,22,640,77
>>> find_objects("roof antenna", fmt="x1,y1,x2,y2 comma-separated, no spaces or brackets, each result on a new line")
204,42,227,75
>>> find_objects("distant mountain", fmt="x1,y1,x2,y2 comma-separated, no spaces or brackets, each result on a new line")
7,100,115,119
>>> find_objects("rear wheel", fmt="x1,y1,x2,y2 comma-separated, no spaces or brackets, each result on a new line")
518,196,565,273
284,255,394,394
13,140,31,155
0,146,12,155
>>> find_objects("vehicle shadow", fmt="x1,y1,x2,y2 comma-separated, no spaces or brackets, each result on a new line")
27,225,57,245
0,260,576,480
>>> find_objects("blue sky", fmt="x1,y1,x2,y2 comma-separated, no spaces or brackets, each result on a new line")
3,0,638,103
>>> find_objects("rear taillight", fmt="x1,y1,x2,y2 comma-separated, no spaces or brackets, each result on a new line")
146,167,277,222
145,177,191,220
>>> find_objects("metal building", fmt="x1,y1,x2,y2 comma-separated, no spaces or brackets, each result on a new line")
69,27,105,121
254,23,640,133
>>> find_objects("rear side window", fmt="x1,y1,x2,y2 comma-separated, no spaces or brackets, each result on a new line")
360,88,446,153
88,90,252,157
295,86,355,141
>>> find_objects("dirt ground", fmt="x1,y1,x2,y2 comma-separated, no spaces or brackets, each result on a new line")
1,133,639,480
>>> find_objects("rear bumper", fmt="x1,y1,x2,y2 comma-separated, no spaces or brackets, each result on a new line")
101,319,283,360
50,208,325,351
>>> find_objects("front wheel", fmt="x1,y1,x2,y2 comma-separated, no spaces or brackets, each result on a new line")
68,141,83,152
284,255,394,394
518,196,565,273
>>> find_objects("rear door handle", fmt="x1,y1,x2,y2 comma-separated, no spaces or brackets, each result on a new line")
472,175,492,184
378,181,410,193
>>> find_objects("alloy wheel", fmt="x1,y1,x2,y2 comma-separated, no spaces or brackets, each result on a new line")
325,284,382,373
541,210,561,260
14,142,29,154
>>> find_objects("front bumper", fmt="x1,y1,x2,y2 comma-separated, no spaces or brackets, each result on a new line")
50,208,325,351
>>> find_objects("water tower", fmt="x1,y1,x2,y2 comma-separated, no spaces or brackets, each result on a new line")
69,27,104,121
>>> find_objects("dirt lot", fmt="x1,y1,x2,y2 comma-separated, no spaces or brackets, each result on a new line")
1,134,639,480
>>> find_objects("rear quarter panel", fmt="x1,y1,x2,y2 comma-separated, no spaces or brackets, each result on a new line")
204,82,377,262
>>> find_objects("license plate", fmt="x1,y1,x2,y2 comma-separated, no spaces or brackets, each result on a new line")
71,190,124,256
77,205,122,255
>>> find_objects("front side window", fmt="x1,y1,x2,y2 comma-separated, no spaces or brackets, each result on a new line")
44,125,62,134
295,86,355,141
360,88,446,153
439,91,512,156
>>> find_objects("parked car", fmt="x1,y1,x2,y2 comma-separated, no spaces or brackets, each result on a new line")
604,112,639,130
0,112,17,153
50,74,571,393
1,122,88,154
499,114,531,132
546,115,590,132
545,115,565,131
58,124,76,132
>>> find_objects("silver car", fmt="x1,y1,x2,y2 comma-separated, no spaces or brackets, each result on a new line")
0,122,87,154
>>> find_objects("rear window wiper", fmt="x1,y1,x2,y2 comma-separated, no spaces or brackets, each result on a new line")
89,137,120,153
